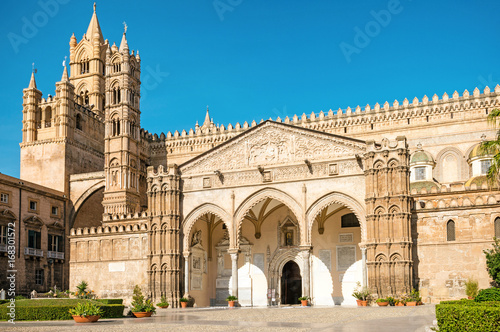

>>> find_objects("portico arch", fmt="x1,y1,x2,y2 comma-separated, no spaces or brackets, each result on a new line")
307,192,367,244
235,188,303,245
70,179,105,229
182,203,233,251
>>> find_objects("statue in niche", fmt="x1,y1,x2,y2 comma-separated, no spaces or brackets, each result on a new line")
191,230,202,247
217,251,224,276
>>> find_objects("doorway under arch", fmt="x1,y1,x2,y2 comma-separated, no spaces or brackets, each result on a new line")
281,261,301,305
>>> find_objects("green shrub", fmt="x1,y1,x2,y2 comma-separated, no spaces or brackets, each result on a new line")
130,285,155,314
96,299,123,305
475,288,500,302
97,304,124,318
465,278,479,298
484,237,500,286
68,302,103,317
0,299,124,321
436,303,500,332
440,299,500,307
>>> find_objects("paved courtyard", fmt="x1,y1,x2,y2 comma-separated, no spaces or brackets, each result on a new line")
1,305,436,332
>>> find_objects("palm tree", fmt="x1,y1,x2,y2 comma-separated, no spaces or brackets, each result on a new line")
481,108,500,186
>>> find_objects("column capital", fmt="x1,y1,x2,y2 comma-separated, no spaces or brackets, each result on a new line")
182,251,191,258
227,248,239,255
299,245,312,252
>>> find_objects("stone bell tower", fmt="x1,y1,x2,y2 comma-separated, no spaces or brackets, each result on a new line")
102,23,143,216
363,137,413,297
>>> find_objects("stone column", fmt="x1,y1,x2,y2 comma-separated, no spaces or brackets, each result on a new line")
300,247,311,298
361,246,367,287
183,251,190,296
229,250,239,298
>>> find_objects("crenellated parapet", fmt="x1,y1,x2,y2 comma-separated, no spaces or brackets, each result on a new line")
69,220,148,237
164,86,500,164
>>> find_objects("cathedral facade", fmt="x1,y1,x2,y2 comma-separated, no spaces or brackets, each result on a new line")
14,7,500,306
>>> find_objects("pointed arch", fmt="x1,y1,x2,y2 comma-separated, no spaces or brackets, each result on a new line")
306,192,366,243
182,203,232,251
234,188,303,245
447,220,456,241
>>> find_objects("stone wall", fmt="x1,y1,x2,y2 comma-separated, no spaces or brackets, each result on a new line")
69,222,148,303
412,187,500,303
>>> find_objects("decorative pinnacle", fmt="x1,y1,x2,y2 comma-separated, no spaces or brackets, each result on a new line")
123,21,128,34
93,2,96,12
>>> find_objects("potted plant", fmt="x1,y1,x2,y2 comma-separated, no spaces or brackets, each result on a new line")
69,301,103,323
406,289,421,306
386,296,396,306
395,295,407,306
226,295,238,307
465,278,479,299
298,296,310,306
179,297,189,308
352,282,370,306
156,296,169,309
130,285,156,317
376,298,389,306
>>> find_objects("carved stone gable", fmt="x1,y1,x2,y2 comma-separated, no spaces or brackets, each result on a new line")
180,121,366,174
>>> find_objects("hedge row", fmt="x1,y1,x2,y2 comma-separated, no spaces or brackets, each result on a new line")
436,302,500,332
0,301,124,321
475,288,500,302
439,299,500,307
96,299,123,305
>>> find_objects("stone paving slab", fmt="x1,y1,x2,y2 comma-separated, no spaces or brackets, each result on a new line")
0,305,436,332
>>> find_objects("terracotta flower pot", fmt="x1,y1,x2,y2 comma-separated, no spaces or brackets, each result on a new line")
228,300,235,307
356,300,368,306
406,301,417,306
396,302,405,306
377,302,389,306
301,300,308,307
132,312,153,318
72,315,100,323
159,305,169,309
180,301,188,308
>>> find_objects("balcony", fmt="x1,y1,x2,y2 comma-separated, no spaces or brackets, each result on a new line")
47,251,64,260
24,247,43,257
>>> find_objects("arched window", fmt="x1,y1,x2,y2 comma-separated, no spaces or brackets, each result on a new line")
44,107,52,128
447,220,455,241
495,217,500,238
341,213,360,228
76,114,82,131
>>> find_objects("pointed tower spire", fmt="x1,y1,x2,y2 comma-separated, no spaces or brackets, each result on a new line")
29,71,37,89
119,22,129,53
86,2,104,43
61,65,69,82
203,106,211,127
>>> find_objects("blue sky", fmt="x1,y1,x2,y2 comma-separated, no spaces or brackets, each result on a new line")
1,0,499,177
